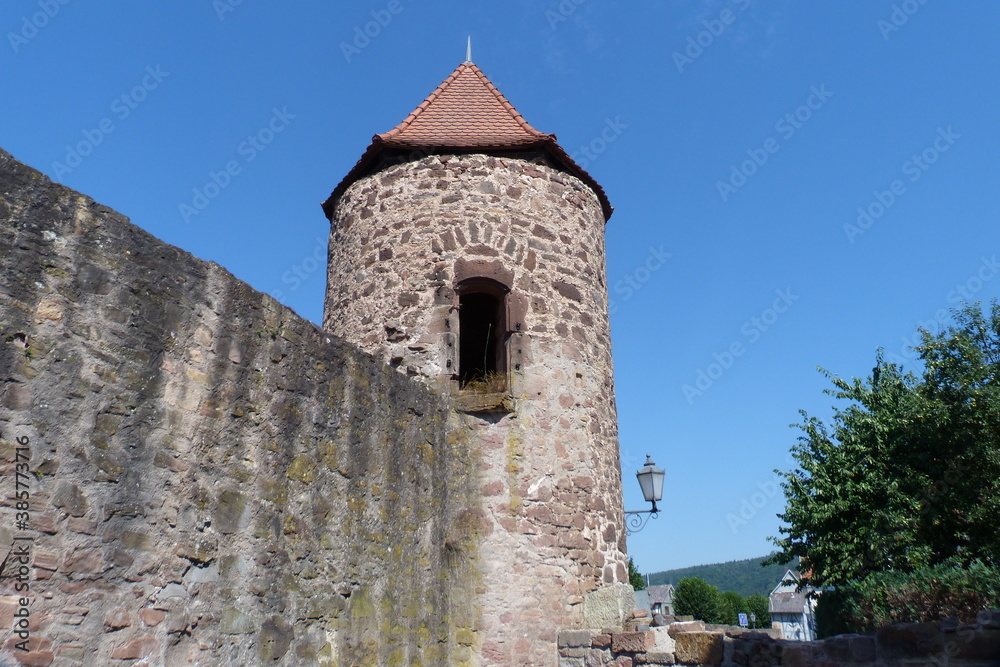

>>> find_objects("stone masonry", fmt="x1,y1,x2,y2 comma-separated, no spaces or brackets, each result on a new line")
557,611,1000,667
325,152,630,665
0,148,488,666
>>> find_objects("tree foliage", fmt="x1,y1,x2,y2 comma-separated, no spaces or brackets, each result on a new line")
745,594,770,629
770,303,1000,589
718,590,746,626
647,554,790,597
815,560,1000,637
673,577,722,623
628,557,646,591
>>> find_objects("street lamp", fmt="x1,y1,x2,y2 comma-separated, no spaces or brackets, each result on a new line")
625,454,665,535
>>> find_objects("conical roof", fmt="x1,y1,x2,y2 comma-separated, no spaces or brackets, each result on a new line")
378,62,550,148
323,62,612,220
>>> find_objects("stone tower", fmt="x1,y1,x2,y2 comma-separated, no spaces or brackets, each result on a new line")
322,61,630,665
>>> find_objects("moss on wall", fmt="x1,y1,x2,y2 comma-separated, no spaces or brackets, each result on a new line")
0,148,483,666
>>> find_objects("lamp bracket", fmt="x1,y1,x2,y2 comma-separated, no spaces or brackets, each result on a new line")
623,509,659,536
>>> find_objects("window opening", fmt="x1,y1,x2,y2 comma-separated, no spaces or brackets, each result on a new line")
457,280,507,390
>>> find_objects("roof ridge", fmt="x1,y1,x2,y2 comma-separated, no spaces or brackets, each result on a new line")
379,63,467,142
465,63,550,141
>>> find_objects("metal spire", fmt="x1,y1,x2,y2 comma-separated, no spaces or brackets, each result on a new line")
465,36,472,63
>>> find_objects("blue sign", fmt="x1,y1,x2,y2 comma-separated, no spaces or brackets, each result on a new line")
738,613,748,627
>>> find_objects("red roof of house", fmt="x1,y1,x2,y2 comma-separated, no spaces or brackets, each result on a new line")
322,62,612,220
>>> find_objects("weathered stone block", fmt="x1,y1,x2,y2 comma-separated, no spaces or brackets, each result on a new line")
876,620,943,658
139,608,166,627
103,607,131,631
781,643,813,667
214,489,249,534
1,384,33,410
258,615,293,661
110,635,158,660
673,632,723,665
5,639,54,667
666,620,706,638
978,609,1000,629
584,583,635,630
651,626,675,653
220,608,254,635
849,634,876,662
51,481,87,517
817,635,850,662
944,627,1000,660
62,548,104,575
611,631,655,654
559,629,596,648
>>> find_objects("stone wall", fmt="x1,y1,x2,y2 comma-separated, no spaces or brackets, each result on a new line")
558,612,1000,666
324,153,629,665
0,148,486,666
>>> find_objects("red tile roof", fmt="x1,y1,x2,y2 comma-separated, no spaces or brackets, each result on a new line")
323,62,612,220
379,62,550,148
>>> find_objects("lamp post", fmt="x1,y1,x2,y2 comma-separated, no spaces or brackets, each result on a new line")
624,454,664,535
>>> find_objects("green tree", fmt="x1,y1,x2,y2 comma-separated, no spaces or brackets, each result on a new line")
770,302,1000,588
628,558,645,591
673,577,722,623
718,590,746,626
746,594,770,629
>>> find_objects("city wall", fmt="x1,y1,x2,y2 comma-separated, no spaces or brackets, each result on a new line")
0,148,486,666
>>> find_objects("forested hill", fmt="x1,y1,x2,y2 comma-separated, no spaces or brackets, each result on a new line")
646,555,796,597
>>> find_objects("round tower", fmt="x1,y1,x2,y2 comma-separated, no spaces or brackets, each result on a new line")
322,61,630,666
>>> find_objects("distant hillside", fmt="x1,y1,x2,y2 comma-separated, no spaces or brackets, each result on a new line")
646,555,796,597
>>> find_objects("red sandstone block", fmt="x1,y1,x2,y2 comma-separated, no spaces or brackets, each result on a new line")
591,633,612,649
4,637,53,666
496,516,516,532
9,649,53,667
0,599,15,628
481,480,503,496
611,631,655,653
34,514,57,534
140,609,166,627
62,548,104,574
110,635,158,660
104,607,132,631
60,606,90,626
66,517,97,534
33,552,59,571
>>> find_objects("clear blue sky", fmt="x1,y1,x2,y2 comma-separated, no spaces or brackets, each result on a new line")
4,2,1000,576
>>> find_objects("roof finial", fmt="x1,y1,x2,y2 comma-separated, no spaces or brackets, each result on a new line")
465,36,472,63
